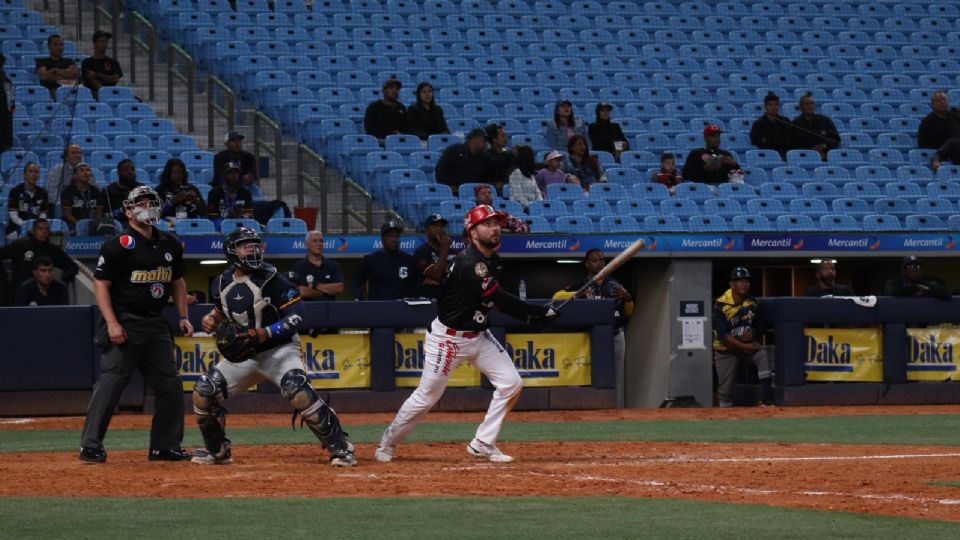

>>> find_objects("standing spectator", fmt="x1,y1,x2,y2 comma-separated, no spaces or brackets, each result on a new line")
588,102,629,158
46,144,83,199
412,214,453,299
885,256,950,299
100,159,143,225
536,150,580,195
351,220,418,300
918,91,960,150
0,53,13,153
156,158,203,219
434,128,491,195
290,230,344,301
212,131,257,187
474,183,528,233
564,134,605,191
0,218,78,292
81,30,122,100
364,78,407,141
35,34,80,100
60,162,103,230
682,125,741,184
545,100,590,151
484,123,517,191
207,161,254,223
6,162,50,239
750,91,794,159
507,145,543,210
713,267,773,408
931,136,960,172
792,93,840,161
405,81,448,141
15,255,69,306
804,260,856,297
651,152,683,194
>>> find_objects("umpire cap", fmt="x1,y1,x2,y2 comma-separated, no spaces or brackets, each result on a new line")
730,267,751,280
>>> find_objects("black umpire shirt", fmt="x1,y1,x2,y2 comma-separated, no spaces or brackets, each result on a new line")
94,227,185,317
351,248,418,300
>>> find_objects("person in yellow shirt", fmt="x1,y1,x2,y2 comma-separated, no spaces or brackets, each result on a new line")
713,267,772,407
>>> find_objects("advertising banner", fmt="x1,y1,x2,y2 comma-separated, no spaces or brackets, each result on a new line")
804,328,883,382
394,332,481,388
506,333,592,387
906,328,960,381
301,334,371,389
174,335,222,391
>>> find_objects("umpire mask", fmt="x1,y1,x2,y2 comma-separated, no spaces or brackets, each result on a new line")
224,227,265,271
122,186,162,225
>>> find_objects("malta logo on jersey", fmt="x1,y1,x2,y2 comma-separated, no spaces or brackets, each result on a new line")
150,283,165,299
119,235,136,249
130,266,173,283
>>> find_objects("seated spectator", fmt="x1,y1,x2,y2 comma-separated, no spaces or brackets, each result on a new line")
46,144,83,197
212,131,257,187
485,123,518,191
6,162,50,239
545,99,590,151
207,161,254,223
750,91,794,159
0,53,12,153
918,91,960,150
351,220,418,300
564,135,605,191
35,34,80,100
405,81,448,141
804,260,855,297
100,159,143,225
15,255,69,306
412,214,453,299
651,152,682,194
713,267,773,408
508,145,543,210
290,230,344,302
931,137,960,172
156,158,203,219
474,183,528,233
364,78,407,141
81,30,122,100
0,218,78,293
60,162,103,230
885,256,949,299
536,150,580,195
434,128,491,195
792,93,840,161
588,102,629,158
682,125,741,184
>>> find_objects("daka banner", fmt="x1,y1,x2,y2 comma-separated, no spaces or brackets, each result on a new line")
301,334,371,389
905,328,960,381
804,328,883,382
506,332,592,387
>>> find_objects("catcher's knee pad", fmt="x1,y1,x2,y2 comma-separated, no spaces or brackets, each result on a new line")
193,369,228,453
280,369,315,410
280,369,352,457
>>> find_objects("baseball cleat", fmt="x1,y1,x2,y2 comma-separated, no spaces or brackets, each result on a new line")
330,442,356,467
79,446,107,463
467,439,513,463
191,444,232,465
374,445,395,462
148,448,193,461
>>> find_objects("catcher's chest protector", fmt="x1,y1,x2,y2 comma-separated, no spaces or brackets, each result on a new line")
219,272,276,329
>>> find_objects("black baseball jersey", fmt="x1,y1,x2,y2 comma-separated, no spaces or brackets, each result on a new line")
290,256,342,301
212,263,306,351
563,277,630,329
6,184,50,234
437,243,505,331
15,278,69,306
94,227,184,317
60,184,103,222
412,241,456,299
351,248,419,300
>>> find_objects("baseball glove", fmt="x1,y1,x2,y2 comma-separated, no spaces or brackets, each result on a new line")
214,321,257,362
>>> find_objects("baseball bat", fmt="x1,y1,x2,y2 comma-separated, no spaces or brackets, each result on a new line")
550,237,646,313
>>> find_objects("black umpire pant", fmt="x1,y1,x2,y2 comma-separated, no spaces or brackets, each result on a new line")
80,315,185,451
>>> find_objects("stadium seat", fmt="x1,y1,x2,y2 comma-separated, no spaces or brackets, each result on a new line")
775,214,816,231
862,214,903,231
905,215,946,231
819,214,861,231
220,218,262,233
265,218,308,235
545,184,586,204
688,215,729,232
598,215,640,233
527,200,569,220
615,199,656,219
174,219,217,235
552,215,595,234
732,215,773,232
643,215,685,232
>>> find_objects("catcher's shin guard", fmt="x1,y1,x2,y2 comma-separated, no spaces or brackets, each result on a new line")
281,369,355,464
193,369,229,454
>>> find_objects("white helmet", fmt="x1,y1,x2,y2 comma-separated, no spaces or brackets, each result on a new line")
122,185,162,225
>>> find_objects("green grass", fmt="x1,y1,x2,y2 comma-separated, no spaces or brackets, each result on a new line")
2,497,958,540
4,414,960,453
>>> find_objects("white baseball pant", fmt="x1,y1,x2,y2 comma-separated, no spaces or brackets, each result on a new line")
214,340,305,396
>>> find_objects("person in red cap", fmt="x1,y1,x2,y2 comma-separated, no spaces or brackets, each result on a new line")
473,183,529,233
374,204,557,464
681,124,742,184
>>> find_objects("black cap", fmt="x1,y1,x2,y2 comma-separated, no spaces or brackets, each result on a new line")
730,267,751,280
92,30,112,41
425,214,447,227
224,131,245,143
382,78,402,89
222,161,241,174
381,220,403,235
901,255,920,268
466,128,487,141
596,101,613,112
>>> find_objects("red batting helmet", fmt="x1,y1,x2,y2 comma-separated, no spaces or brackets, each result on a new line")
463,204,504,230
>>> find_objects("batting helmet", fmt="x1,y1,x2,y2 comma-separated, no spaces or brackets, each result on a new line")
730,266,751,280
463,204,504,230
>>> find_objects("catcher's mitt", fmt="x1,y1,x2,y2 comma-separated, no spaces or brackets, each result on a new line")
214,321,257,362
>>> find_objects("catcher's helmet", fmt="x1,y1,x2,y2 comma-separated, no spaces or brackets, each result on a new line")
730,266,751,280
122,185,162,225
463,204,504,230
224,226,265,271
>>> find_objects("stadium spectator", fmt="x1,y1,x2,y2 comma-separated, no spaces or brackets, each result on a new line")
46,144,83,197
351,220,418,300
545,100,590,151
564,134,605,191
412,214,453,299
484,123,517,190
6,162,50,239
804,260,856,297
364,78,407,141
713,267,773,408
0,218,78,293
405,81,448,141
291,230,344,302
100,159,143,225
81,30,122,100
60,162,103,230
931,137,960,172
434,128,491,195
536,150,580,195
0,53,12,153
884,256,949,299
212,131,257,187
35,34,80,100
750,91,794,159
15,255,69,306
507,145,543,210
651,152,683,194
474,183,529,233
156,158,203,219
917,91,960,151
207,161,254,223
681,125,741,184
792,93,840,161
587,102,629,158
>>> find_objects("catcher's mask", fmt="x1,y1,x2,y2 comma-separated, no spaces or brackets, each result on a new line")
224,226,265,271
122,186,162,225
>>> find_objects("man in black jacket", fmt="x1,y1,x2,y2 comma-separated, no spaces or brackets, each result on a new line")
681,125,741,184
885,256,949,299
750,92,794,159
435,128,492,195
364,78,406,141
0,218,78,300
792,93,841,161
917,91,960,150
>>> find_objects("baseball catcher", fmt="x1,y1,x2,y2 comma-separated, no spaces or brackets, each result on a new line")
193,227,355,466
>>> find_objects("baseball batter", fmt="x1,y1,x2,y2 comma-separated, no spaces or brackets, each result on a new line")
193,227,355,466
375,205,557,463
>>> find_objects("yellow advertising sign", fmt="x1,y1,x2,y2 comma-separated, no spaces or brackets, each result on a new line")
301,334,371,389
394,332,481,387
804,328,882,382
506,332,591,387
174,336,223,391
906,328,960,381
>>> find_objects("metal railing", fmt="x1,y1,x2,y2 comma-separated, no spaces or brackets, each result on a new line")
91,0,121,59
166,43,195,132
252,110,283,198
128,11,156,101
296,144,327,232
342,177,375,233
206,76,236,149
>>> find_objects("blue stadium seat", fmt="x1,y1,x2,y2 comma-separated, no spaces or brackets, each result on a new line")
643,215,685,232
674,182,713,203
659,199,700,218
527,200,569,220
266,218,308,235
587,183,628,201
545,184,586,204
788,198,829,217
703,198,743,218
523,215,552,233
553,215,595,234
688,215,729,232
759,183,799,201
914,198,954,218
884,182,923,202
775,214,816,231
948,216,960,231
174,219,217,235
731,214,773,232
746,198,785,217
926,181,960,200
615,199,656,219
819,214,861,231
862,214,902,231
598,215,640,233
572,200,613,220
220,218,262,233
873,198,914,221
905,215,947,231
